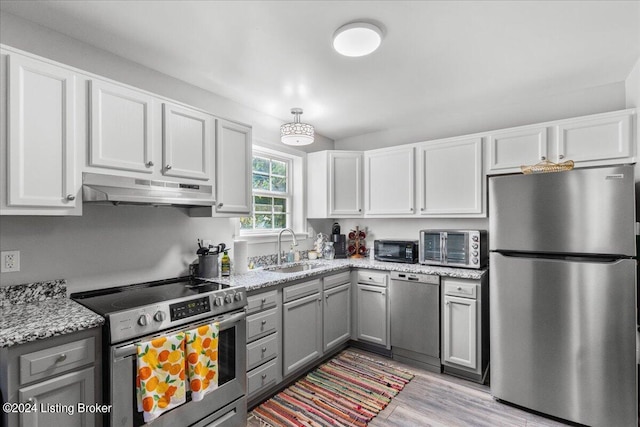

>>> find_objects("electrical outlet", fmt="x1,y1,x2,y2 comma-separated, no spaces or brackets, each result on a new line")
1,250,20,273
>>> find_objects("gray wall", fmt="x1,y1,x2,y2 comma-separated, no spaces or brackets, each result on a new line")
0,11,637,294
334,82,627,151
0,12,327,291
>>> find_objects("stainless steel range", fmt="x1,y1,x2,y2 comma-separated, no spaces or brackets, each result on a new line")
72,277,247,427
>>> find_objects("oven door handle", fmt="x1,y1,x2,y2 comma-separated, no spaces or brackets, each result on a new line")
113,310,247,359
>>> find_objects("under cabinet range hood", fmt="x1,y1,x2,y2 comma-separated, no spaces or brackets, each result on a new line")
82,172,215,207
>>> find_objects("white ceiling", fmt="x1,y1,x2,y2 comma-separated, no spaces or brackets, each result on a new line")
1,1,639,141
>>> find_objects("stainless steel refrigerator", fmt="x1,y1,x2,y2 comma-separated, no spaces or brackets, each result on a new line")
489,165,637,427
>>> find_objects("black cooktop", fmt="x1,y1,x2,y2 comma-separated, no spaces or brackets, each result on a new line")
70,277,229,315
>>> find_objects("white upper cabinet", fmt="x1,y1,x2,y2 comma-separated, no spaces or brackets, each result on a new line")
215,119,252,214
162,102,212,180
1,52,80,215
488,125,548,173
329,151,363,216
419,137,484,217
89,79,155,174
364,146,415,216
555,110,633,165
487,109,635,175
307,151,363,218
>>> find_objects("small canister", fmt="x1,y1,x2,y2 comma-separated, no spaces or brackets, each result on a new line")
198,253,219,278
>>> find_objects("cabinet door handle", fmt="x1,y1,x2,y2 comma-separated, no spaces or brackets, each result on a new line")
165,164,172,170
540,156,546,161
217,202,224,208
325,294,329,300
27,397,35,404
381,292,385,296
145,161,154,167
559,154,565,159
66,194,76,201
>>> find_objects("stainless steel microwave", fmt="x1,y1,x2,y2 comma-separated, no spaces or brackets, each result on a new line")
419,230,488,269
374,240,419,264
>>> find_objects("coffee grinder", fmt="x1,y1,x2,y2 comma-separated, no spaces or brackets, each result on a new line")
331,222,347,259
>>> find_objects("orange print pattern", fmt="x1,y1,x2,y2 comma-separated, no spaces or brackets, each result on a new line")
136,332,186,423
185,322,219,402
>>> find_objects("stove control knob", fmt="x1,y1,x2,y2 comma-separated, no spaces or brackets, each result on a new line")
138,313,151,327
224,294,234,304
472,243,479,249
154,311,166,322
214,297,224,306
234,293,243,302
472,258,479,264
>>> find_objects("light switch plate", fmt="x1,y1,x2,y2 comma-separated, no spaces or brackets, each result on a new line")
1,250,20,273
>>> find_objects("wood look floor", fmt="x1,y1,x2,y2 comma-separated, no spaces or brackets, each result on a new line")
246,348,572,427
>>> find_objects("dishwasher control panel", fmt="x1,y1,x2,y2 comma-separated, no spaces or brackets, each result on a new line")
390,271,439,284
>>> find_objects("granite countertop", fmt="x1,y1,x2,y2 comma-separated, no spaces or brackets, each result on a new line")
0,280,105,348
207,258,487,292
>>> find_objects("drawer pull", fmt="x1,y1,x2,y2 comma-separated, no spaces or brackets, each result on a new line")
261,347,267,352
457,286,462,291
261,320,267,325
261,373,267,380
26,398,35,404
261,298,267,304
56,353,67,363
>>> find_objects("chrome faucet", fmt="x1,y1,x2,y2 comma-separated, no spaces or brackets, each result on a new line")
277,228,298,266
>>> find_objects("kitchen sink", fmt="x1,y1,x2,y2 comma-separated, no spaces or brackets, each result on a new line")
267,264,324,274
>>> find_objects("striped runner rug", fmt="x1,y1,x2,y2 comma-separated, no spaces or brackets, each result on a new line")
252,350,414,427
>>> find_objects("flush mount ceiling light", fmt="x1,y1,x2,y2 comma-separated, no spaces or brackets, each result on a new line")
280,108,314,146
333,21,383,57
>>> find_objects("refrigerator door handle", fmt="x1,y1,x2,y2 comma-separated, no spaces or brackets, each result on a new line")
492,251,633,264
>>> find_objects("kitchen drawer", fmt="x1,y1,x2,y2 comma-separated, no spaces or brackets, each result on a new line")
247,332,278,371
357,270,388,287
323,271,351,290
246,290,278,315
444,279,477,299
247,358,278,397
283,279,320,303
246,307,278,343
20,337,95,385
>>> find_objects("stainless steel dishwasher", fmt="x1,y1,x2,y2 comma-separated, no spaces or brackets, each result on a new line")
390,271,440,372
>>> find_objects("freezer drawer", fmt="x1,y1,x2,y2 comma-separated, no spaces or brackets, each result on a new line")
490,253,637,426
489,165,635,256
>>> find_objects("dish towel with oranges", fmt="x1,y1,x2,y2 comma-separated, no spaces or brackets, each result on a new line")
185,322,219,401
136,332,187,423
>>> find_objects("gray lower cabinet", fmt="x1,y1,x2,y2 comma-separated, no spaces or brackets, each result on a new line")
245,289,281,399
355,270,390,348
441,276,489,383
0,328,101,427
323,272,351,352
282,279,322,377
19,367,95,427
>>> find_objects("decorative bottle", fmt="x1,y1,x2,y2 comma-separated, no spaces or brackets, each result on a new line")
323,242,335,260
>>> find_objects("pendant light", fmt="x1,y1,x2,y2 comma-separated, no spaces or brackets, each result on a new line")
280,108,314,146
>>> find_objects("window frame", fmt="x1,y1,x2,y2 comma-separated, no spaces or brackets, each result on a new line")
240,151,293,234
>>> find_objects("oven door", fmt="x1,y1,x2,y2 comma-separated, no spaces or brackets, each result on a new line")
110,309,246,427
443,232,470,267
419,232,444,265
